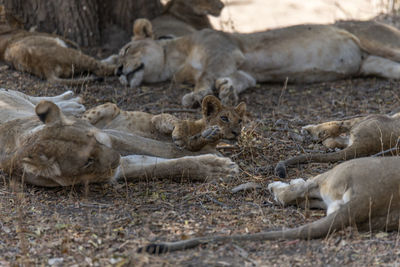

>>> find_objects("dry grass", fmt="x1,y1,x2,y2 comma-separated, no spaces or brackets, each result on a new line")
2,11,400,266
2,61,400,265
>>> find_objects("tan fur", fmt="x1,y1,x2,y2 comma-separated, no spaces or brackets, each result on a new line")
82,95,246,152
1,89,237,187
275,112,400,178
139,157,400,254
150,0,224,39
0,7,115,84
117,19,400,107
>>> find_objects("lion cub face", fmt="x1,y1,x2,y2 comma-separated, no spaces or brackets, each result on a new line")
20,101,120,186
201,95,246,141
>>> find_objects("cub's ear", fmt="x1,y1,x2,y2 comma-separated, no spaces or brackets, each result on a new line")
35,101,64,124
202,95,222,118
133,18,154,40
234,102,246,117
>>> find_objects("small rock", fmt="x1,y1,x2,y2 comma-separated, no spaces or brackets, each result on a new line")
48,258,63,266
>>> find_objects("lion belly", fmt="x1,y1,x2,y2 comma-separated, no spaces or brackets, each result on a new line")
240,25,363,83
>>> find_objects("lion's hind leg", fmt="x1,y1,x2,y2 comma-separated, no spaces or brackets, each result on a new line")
3,89,85,116
360,55,400,79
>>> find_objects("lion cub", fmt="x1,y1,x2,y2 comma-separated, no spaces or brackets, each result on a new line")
275,112,400,178
82,95,246,152
0,6,115,84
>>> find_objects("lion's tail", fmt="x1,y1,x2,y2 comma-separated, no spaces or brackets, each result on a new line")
138,204,355,254
275,145,363,178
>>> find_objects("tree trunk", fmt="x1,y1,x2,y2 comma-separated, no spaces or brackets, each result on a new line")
3,0,162,48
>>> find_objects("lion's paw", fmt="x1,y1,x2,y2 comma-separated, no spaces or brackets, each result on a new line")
216,78,239,106
301,124,317,135
182,92,203,108
172,136,186,150
201,125,223,142
196,154,239,177
267,181,290,204
301,124,323,141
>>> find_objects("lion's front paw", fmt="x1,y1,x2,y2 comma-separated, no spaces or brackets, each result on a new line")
301,124,323,141
172,136,186,150
201,125,223,142
216,78,239,106
182,92,203,108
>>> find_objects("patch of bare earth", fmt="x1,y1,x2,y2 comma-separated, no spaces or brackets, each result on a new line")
2,62,400,266
3,12,400,267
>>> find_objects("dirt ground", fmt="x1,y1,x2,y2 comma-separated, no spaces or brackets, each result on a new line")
3,2,400,267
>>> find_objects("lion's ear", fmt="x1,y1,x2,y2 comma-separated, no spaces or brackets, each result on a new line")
35,101,64,124
133,18,154,40
234,102,246,117
202,95,222,118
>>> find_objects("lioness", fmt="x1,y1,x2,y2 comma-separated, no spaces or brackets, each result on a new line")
82,95,246,152
151,0,224,39
0,6,115,84
275,112,400,178
139,156,400,253
0,88,237,187
117,19,400,107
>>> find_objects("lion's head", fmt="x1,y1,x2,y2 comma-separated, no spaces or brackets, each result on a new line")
15,101,120,187
115,19,167,89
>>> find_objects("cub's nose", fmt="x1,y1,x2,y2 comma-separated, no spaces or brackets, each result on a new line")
116,65,123,76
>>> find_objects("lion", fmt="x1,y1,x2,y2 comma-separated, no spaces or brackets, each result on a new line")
0,88,238,187
151,0,224,39
275,112,400,178
0,6,115,84
82,95,246,152
116,19,400,108
138,156,400,254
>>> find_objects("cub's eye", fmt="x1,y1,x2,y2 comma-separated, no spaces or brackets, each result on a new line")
83,157,95,169
220,116,229,122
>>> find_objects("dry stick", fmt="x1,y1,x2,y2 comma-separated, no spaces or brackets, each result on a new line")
372,147,399,157
385,194,394,232
369,197,373,239
277,77,289,109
